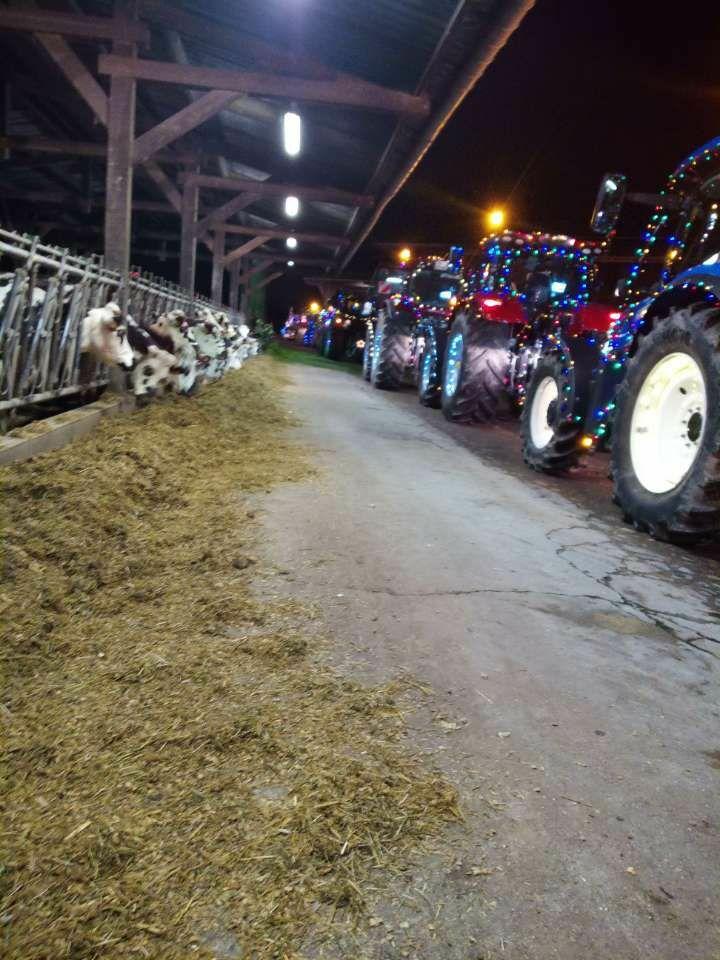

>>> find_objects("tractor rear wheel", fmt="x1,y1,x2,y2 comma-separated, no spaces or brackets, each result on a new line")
440,313,510,423
371,310,413,390
362,328,374,381
612,303,720,542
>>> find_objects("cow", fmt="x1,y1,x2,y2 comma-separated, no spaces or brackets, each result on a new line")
125,316,177,401
225,320,248,370
79,302,134,370
148,309,199,395
0,274,47,318
192,308,228,381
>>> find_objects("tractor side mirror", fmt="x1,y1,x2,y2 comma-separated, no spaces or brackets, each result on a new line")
591,173,628,235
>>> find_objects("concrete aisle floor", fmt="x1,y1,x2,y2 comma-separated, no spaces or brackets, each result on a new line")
256,362,720,960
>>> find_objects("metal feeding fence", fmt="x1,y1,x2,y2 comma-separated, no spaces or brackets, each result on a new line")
0,228,234,429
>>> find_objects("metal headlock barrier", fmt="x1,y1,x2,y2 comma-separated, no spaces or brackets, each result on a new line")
0,228,236,423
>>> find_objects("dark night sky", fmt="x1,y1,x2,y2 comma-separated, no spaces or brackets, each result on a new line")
267,0,719,322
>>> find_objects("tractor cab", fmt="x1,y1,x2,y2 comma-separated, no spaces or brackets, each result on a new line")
591,137,720,317
405,247,464,316
314,290,369,362
467,232,603,320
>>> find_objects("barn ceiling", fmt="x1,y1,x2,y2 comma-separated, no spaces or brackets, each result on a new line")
0,0,534,279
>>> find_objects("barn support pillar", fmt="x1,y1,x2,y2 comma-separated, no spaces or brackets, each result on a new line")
229,259,240,312
104,0,137,276
211,227,225,304
240,271,249,316
180,178,199,291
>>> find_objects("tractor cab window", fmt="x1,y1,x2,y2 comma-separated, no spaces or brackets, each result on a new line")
506,254,538,296
506,254,580,305
680,178,720,268
468,260,497,292
410,270,458,305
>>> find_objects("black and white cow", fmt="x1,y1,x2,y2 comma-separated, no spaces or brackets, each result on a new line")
125,316,177,399
148,309,199,395
80,302,134,370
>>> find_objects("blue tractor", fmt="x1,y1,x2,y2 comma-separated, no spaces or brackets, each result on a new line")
523,136,720,542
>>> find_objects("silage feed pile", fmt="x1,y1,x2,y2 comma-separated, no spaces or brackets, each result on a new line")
0,361,460,960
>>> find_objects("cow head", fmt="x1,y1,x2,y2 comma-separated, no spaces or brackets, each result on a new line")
81,301,134,370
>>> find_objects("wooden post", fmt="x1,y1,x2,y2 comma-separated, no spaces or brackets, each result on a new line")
229,259,240,312
180,178,199,291
211,227,225,304
240,261,250,316
104,1,137,275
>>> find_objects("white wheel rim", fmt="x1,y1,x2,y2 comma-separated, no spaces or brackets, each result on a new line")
530,376,559,450
629,351,707,494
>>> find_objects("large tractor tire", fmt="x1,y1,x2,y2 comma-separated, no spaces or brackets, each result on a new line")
521,352,583,473
362,327,374,381
440,313,510,423
417,326,445,408
611,303,720,543
371,310,413,390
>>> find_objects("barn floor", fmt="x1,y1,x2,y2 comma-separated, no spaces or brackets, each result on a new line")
253,358,720,960
1,361,460,960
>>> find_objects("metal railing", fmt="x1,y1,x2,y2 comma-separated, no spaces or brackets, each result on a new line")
0,228,236,424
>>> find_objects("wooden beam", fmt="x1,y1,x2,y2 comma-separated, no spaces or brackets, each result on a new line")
221,225,350,247
180,179,199,290
195,193,260,235
254,270,284,291
211,228,225,304
36,31,108,125
240,258,275,284
241,256,332,280
0,187,202,215
98,55,431,118
139,162,212,256
0,134,210,166
0,9,150,45
185,174,373,208
140,160,181,213
133,90,237,165
24,16,199,250
103,2,137,273
278,257,335,267
223,235,268,268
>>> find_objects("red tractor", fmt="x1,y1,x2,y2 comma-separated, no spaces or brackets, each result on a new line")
439,233,617,471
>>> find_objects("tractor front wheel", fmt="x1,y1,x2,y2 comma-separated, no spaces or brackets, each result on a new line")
521,353,582,473
612,303,720,542
417,327,444,407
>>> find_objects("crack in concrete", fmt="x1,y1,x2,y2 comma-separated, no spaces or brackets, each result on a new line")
547,523,720,658
362,585,615,602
